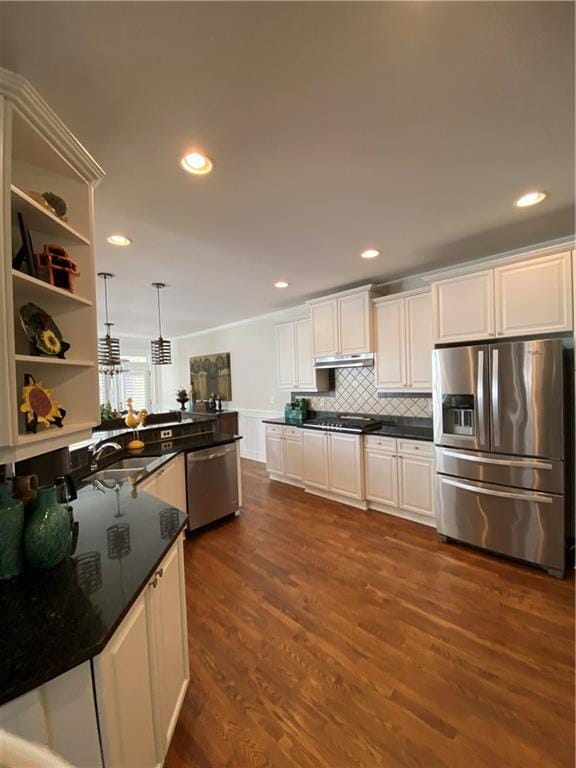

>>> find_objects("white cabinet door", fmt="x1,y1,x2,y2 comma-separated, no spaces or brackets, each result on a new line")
398,455,434,518
338,293,371,354
311,300,339,357
302,430,329,489
328,434,364,499
157,454,187,512
94,594,158,768
284,436,303,480
147,539,189,761
266,434,285,475
433,270,495,343
365,449,398,507
294,318,314,389
495,251,573,336
374,298,406,389
406,292,433,389
275,322,295,389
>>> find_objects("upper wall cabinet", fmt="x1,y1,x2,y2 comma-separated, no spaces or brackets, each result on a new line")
374,290,433,391
275,318,330,392
308,285,375,358
432,250,573,344
0,68,105,463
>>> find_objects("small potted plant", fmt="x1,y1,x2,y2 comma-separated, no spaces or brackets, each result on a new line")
176,388,189,411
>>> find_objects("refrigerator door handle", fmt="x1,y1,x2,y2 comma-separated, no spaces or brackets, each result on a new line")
440,450,553,471
440,477,553,504
491,348,500,447
477,349,485,446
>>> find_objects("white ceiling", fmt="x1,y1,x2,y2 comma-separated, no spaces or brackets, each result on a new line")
1,2,574,337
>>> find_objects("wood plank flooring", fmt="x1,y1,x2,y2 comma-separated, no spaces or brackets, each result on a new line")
166,459,575,768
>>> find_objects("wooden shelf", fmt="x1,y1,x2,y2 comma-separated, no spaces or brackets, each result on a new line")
11,185,91,245
12,269,93,307
17,422,95,445
15,354,95,368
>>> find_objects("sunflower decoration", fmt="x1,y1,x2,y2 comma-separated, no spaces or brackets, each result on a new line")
19,303,70,359
21,374,66,433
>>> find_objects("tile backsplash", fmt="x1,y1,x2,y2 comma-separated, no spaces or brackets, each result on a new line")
303,367,432,418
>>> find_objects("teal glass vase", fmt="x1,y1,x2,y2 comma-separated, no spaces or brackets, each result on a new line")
0,483,25,580
25,485,70,571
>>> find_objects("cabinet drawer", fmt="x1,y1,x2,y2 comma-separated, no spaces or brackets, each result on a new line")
283,426,302,439
364,435,397,454
266,424,284,436
397,439,434,458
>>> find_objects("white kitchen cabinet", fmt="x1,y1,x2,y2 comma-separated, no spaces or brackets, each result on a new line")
265,425,303,484
94,594,158,768
329,432,364,499
294,318,314,389
146,538,189,758
265,431,285,475
374,298,406,389
302,430,330,490
364,436,435,523
398,454,435,519
275,322,295,389
284,433,303,480
433,270,495,343
374,290,432,391
309,285,375,358
495,251,572,336
432,249,573,344
275,318,330,391
310,300,339,357
338,293,372,355
94,537,189,768
138,454,187,513
406,292,433,389
364,439,398,508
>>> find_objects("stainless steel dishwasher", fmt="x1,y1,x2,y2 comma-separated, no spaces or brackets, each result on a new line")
186,443,240,531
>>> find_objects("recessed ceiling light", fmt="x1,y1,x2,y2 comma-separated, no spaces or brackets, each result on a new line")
107,234,132,246
514,191,547,208
180,152,213,175
361,249,380,259
274,281,289,288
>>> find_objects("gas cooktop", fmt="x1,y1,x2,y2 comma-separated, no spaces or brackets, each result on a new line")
303,416,381,434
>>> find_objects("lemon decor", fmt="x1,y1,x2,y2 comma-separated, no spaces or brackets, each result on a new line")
19,303,70,358
20,374,66,433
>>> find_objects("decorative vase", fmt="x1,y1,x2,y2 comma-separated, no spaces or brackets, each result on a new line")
0,483,25,580
24,485,70,571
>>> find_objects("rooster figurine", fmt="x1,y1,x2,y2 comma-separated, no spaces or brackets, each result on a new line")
125,398,149,451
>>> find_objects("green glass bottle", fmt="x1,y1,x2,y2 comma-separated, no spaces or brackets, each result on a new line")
25,485,70,571
0,483,25,580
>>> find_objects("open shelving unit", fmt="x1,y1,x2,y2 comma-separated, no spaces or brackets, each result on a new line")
0,66,105,464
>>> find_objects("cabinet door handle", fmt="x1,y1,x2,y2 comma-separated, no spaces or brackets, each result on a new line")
151,576,159,588
157,567,164,578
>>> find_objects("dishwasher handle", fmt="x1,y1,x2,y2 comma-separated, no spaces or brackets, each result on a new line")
187,444,236,464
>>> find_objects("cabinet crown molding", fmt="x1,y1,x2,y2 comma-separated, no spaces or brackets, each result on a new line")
306,283,377,305
0,66,105,184
373,287,431,304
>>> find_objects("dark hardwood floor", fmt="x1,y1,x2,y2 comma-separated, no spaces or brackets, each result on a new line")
166,459,575,768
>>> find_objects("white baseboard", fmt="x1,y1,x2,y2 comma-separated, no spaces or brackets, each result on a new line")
368,500,436,528
304,485,369,510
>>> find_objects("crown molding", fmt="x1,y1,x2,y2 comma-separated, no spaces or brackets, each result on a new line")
0,66,105,185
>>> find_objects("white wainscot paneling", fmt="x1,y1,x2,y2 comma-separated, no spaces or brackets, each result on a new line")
238,409,282,462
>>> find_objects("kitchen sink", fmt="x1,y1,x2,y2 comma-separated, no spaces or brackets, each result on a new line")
89,467,145,483
104,457,153,470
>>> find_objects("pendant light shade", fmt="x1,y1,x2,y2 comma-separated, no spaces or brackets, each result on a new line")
98,273,122,369
151,282,172,365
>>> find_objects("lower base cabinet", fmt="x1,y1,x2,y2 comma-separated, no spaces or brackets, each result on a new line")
138,453,187,513
364,436,435,522
94,535,189,768
265,425,304,484
302,430,365,502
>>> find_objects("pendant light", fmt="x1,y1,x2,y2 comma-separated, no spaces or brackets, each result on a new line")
151,282,172,365
98,273,122,369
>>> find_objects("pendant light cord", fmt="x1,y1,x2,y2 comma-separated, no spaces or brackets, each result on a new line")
156,285,163,339
103,275,110,328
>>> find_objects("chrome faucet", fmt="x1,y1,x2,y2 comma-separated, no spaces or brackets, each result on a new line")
89,441,122,472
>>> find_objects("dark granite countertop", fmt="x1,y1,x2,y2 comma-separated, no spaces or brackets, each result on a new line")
0,432,242,706
0,483,186,706
262,416,433,441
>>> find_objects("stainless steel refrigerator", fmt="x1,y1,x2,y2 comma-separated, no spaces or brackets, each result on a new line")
433,338,570,577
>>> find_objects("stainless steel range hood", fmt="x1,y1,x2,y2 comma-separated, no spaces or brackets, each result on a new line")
314,353,374,369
